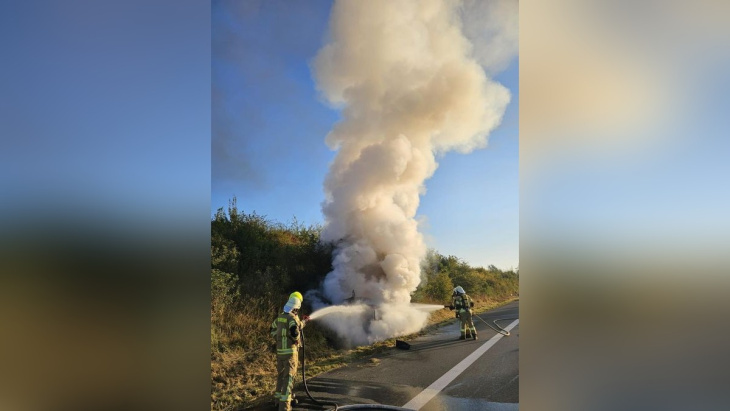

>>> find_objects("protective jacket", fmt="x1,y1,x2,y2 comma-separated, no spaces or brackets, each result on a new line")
453,293,474,315
270,311,302,355
270,311,303,410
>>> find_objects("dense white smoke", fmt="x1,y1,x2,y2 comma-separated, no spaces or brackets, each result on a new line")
311,0,513,345
308,303,443,347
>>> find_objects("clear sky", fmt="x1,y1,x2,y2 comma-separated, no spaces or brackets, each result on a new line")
212,0,519,270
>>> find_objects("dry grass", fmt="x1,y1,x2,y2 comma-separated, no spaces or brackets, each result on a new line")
210,296,518,410
211,297,280,410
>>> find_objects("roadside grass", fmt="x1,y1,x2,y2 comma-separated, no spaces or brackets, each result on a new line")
211,296,518,410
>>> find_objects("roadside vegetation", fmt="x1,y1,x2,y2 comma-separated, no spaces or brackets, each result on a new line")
211,199,519,410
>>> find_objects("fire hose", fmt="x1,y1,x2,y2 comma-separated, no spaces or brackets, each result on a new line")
471,313,516,336
445,304,516,336
296,305,516,410
299,323,339,410
299,322,414,411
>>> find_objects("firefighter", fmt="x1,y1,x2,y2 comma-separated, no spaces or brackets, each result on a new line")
270,291,309,411
450,286,477,340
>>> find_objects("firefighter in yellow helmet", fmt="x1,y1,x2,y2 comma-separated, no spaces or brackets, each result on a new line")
450,286,477,340
270,292,309,411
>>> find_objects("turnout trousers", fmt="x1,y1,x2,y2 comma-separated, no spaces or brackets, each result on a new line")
459,309,477,339
276,349,299,411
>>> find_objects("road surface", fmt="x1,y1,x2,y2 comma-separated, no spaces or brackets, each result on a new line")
292,300,519,411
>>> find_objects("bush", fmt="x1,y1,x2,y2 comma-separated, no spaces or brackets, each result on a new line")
422,272,454,303
211,269,239,317
211,198,334,303
413,253,519,304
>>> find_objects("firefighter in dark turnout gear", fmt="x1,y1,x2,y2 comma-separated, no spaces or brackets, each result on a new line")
270,292,309,411
449,286,477,340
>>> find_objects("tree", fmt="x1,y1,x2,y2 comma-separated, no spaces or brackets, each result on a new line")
423,272,454,303
420,248,440,282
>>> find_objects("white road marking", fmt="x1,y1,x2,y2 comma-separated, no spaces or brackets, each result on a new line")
401,319,519,410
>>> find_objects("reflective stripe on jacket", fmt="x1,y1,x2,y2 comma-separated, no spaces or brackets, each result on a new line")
271,312,302,355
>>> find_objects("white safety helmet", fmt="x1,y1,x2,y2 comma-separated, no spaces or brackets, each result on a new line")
453,286,465,295
283,295,302,313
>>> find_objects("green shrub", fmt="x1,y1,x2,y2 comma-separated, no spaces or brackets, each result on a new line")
422,272,454,303
211,269,239,316
414,253,519,304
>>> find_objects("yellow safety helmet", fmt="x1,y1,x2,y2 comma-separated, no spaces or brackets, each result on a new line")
290,291,303,302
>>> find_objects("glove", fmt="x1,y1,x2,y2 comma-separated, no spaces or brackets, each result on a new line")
447,305,455,310
303,314,311,321
470,302,474,308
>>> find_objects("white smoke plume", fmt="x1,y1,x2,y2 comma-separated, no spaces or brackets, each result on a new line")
307,303,443,347
460,0,519,74
310,0,513,345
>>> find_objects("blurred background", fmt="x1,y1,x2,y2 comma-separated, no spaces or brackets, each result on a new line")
0,1,210,410
521,0,730,410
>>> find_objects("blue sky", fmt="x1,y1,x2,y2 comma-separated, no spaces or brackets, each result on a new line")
212,0,518,270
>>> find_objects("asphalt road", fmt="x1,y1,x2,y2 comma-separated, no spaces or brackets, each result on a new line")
292,301,520,411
